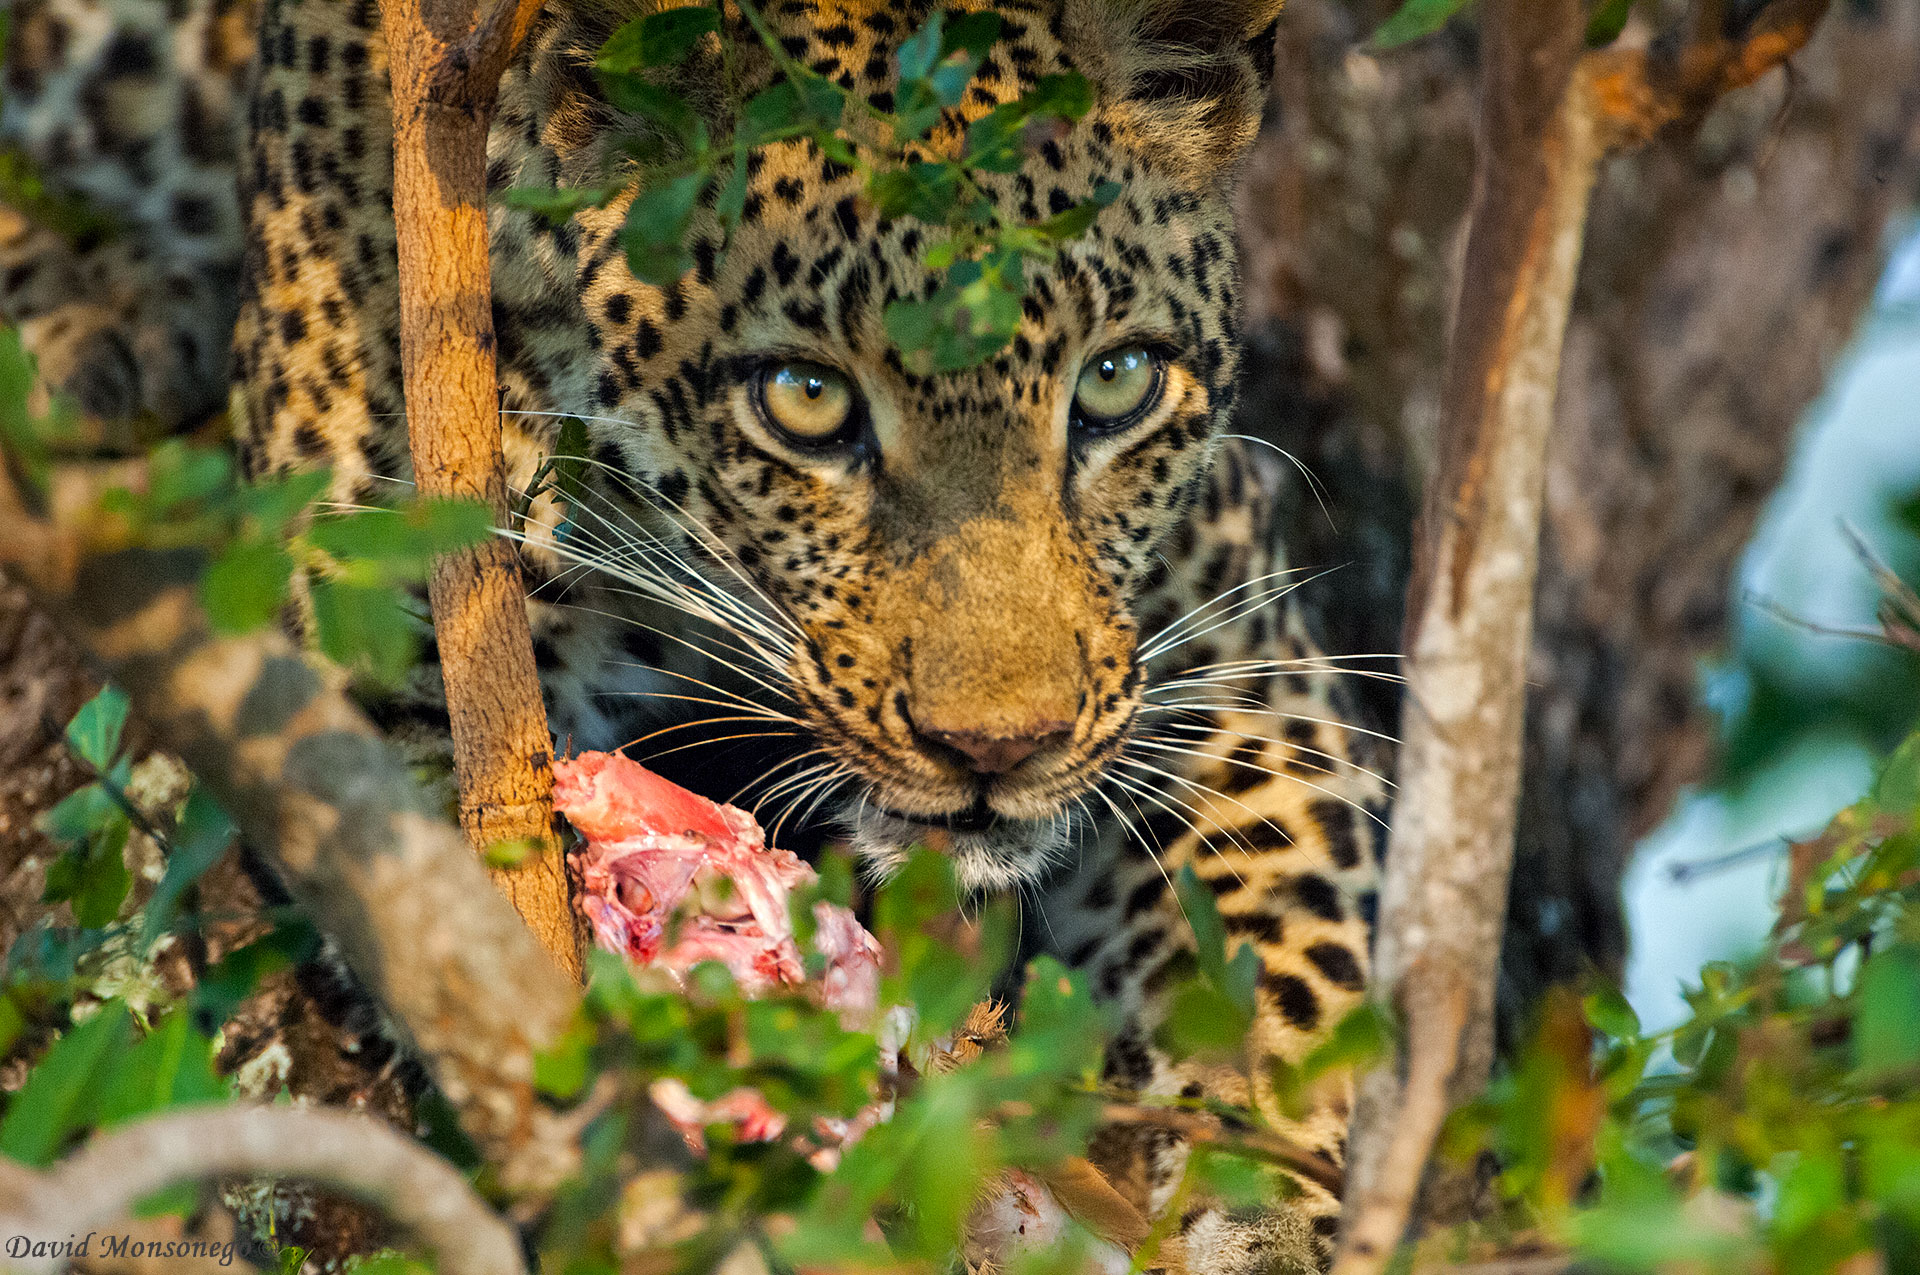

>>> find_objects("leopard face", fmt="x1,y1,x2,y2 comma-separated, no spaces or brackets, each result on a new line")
540,0,1283,890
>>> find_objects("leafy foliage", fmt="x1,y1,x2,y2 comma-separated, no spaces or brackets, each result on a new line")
1451,704,1920,1273
504,3,1116,372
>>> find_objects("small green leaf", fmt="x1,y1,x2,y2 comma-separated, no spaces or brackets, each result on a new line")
0,1002,133,1165
940,11,1002,63
1582,983,1642,1042
311,579,423,686
1029,180,1120,241
70,820,131,928
143,787,234,943
38,778,121,843
65,685,130,771
96,1011,229,1128
867,162,962,221
201,536,294,634
534,1019,595,1100
1878,731,1920,815
896,11,947,81
597,6,720,72
1371,0,1474,48
503,184,621,224
305,499,493,581
484,837,541,869
191,922,321,1031
599,74,706,151
619,171,709,285
1585,0,1634,47
1856,942,1920,1079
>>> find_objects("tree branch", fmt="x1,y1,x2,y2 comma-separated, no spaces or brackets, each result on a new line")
1337,1,1836,1269
380,0,582,979
0,471,581,1193
0,1107,523,1275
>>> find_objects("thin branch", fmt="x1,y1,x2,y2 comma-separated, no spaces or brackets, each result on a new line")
0,1106,523,1275
380,0,582,978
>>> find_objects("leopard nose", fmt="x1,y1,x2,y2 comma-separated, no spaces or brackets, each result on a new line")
922,723,1074,774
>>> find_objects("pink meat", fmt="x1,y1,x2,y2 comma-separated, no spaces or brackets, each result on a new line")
554,750,893,1156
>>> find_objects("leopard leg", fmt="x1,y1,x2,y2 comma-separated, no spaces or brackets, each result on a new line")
1043,440,1385,1274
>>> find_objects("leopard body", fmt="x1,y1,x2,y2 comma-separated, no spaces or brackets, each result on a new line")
1,1,1384,1270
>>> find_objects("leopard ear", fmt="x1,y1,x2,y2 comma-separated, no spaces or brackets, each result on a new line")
1064,0,1285,184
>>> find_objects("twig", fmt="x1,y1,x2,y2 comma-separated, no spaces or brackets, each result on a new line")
0,1106,524,1275
380,0,582,979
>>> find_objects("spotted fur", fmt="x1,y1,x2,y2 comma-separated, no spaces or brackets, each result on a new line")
2,1,1383,1270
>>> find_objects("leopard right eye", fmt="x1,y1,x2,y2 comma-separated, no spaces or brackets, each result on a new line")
755,362,860,448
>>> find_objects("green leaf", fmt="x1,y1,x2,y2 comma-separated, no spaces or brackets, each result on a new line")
0,1002,133,1165
235,466,331,535
70,820,131,928
1029,180,1120,241
1016,72,1095,122
1582,983,1642,1042
534,1019,595,1100
0,993,23,1061
305,500,494,581
1585,0,1634,47
65,685,130,771
599,74,706,151
310,579,424,686
940,11,1002,63
1878,731,1920,815
191,921,321,1031
597,6,720,72
503,184,621,224
201,536,294,634
143,440,237,516
867,162,962,221
96,1011,228,1129
1856,942,1920,1079
619,171,709,285
143,787,234,943
38,779,121,844
896,11,947,81
1371,0,1474,48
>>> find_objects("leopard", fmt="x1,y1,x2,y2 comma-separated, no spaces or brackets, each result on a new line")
0,0,1388,1270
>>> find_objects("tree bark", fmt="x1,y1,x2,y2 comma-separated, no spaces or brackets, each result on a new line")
379,0,582,979
1335,5,1598,1267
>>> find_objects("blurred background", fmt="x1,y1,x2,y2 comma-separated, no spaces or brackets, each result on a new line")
1228,0,1920,1035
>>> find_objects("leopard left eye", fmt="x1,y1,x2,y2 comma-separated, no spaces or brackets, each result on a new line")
1071,346,1165,434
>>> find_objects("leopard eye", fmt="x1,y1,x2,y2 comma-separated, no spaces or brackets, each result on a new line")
757,362,856,446
1072,346,1163,432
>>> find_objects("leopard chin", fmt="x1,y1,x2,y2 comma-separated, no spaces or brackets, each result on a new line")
846,804,1079,893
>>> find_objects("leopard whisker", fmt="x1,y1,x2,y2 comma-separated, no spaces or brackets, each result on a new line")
1141,716,1397,792
1139,697,1401,749
1123,737,1388,836
1219,433,1336,531
1137,567,1312,661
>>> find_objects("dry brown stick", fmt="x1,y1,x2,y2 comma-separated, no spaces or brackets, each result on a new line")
378,0,581,979
1336,2,1835,1271
0,1106,524,1275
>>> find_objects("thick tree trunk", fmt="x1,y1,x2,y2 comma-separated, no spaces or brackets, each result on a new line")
1234,0,1920,1026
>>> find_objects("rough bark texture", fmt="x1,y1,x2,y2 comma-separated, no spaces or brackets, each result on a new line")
1235,0,1920,1026
1335,4,1598,1267
380,0,581,979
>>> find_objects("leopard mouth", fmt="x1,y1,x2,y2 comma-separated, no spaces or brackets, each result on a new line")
847,800,1075,892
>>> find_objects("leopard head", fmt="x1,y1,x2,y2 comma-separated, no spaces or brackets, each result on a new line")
556,0,1284,888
